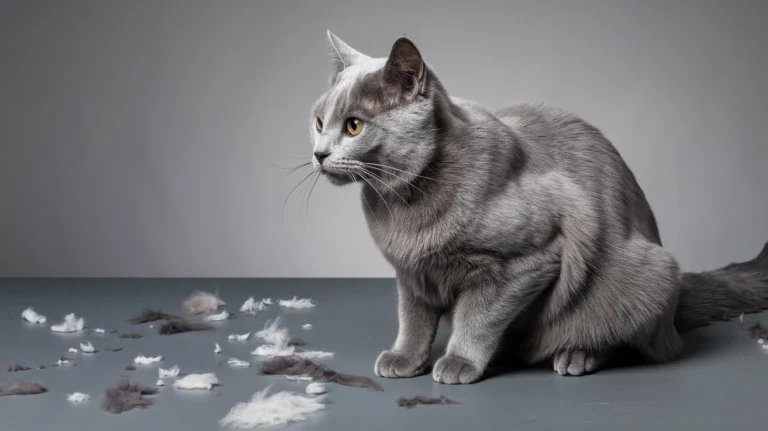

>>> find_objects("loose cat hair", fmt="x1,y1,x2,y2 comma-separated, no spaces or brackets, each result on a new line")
157,319,213,335
0,381,47,396
182,290,225,315
7,364,41,372
118,332,143,339
102,378,158,413
397,394,461,408
747,322,768,339
307,31,768,384
127,307,178,324
259,355,383,391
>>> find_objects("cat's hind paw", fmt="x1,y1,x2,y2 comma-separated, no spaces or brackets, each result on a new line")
374,350,428,378
553,350,605,376
432,355,483,384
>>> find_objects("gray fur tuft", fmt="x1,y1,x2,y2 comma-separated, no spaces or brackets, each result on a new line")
0,381,47,396
101,378,158,413
259,355,383,391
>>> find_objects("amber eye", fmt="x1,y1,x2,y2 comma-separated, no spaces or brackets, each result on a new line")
315,117,323,133
344,117,364,136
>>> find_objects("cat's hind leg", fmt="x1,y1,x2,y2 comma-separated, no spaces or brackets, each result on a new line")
530,236,683,376
552,350,607,376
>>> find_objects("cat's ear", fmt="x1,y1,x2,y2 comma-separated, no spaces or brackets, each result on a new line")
327,30,369,82
383,37,427,97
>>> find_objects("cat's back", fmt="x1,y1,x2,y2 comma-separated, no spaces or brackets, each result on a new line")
495,102,603,149
494,101,662,244
494,102,631,171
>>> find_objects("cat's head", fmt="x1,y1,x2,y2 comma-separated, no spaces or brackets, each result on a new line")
309,31,443,187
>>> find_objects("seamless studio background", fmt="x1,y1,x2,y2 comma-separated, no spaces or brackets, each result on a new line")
1,0,766,278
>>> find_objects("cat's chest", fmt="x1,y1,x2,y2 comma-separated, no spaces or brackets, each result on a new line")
366,209,442,268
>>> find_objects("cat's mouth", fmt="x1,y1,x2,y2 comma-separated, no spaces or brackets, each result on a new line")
319,168,352,186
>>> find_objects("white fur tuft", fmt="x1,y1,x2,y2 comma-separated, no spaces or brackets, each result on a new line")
159,365,180,378
305,382,327,395
182,290,225,315
240,296,257,314
173,373,219,390
219,386,326,428
134,354,163,365
228,332,251,341
251,343,333,360
50,313,84,333
286,375,312,382
204,310,231,321
253,316,332,359
55,358,74,367
241,297,272,315
227,358,251,367
67,392,91,403
255,316,289,345
21,307,47,324
278,297,316,309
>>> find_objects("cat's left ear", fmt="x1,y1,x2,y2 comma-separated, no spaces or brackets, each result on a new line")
327,30,369,83
383,37,427,97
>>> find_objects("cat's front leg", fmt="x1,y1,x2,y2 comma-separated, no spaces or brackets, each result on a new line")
433,259,557,384
375,272,442,378
432,292,510,384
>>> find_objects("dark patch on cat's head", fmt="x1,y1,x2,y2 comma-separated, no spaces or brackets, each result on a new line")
334,37,429,121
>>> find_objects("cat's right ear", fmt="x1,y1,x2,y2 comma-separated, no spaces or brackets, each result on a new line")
326,30,369,84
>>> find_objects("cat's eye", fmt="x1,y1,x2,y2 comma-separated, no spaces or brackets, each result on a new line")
345,117,364,136
315,117,323,133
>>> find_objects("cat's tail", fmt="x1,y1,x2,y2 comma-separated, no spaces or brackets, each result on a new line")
674,241,768,332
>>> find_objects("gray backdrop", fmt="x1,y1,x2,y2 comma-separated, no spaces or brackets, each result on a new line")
1,0,766,278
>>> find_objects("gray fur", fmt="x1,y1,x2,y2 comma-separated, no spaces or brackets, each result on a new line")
102,378,157,413
156,319,213,335
7,364,33,372
118,332,143,339
127,307,178,324
397,394,461,408
259,355,383,391
309,31,768,384
0,381,47,396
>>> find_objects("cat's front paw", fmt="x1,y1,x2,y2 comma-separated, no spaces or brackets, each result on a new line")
374,350,428,378
432,355,483,384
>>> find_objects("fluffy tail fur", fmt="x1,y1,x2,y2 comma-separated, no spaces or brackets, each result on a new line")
674,242,768,332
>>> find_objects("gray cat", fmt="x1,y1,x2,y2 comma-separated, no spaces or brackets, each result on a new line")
307,31,768,384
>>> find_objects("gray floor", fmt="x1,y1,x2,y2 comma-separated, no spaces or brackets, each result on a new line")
0,278,766,430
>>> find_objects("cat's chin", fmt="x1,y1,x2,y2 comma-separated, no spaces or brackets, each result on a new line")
322,171,354,186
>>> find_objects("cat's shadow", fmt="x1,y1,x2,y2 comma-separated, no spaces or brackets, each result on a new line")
427,324,741,380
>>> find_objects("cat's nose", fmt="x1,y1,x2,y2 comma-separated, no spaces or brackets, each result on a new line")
314,151,330,164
